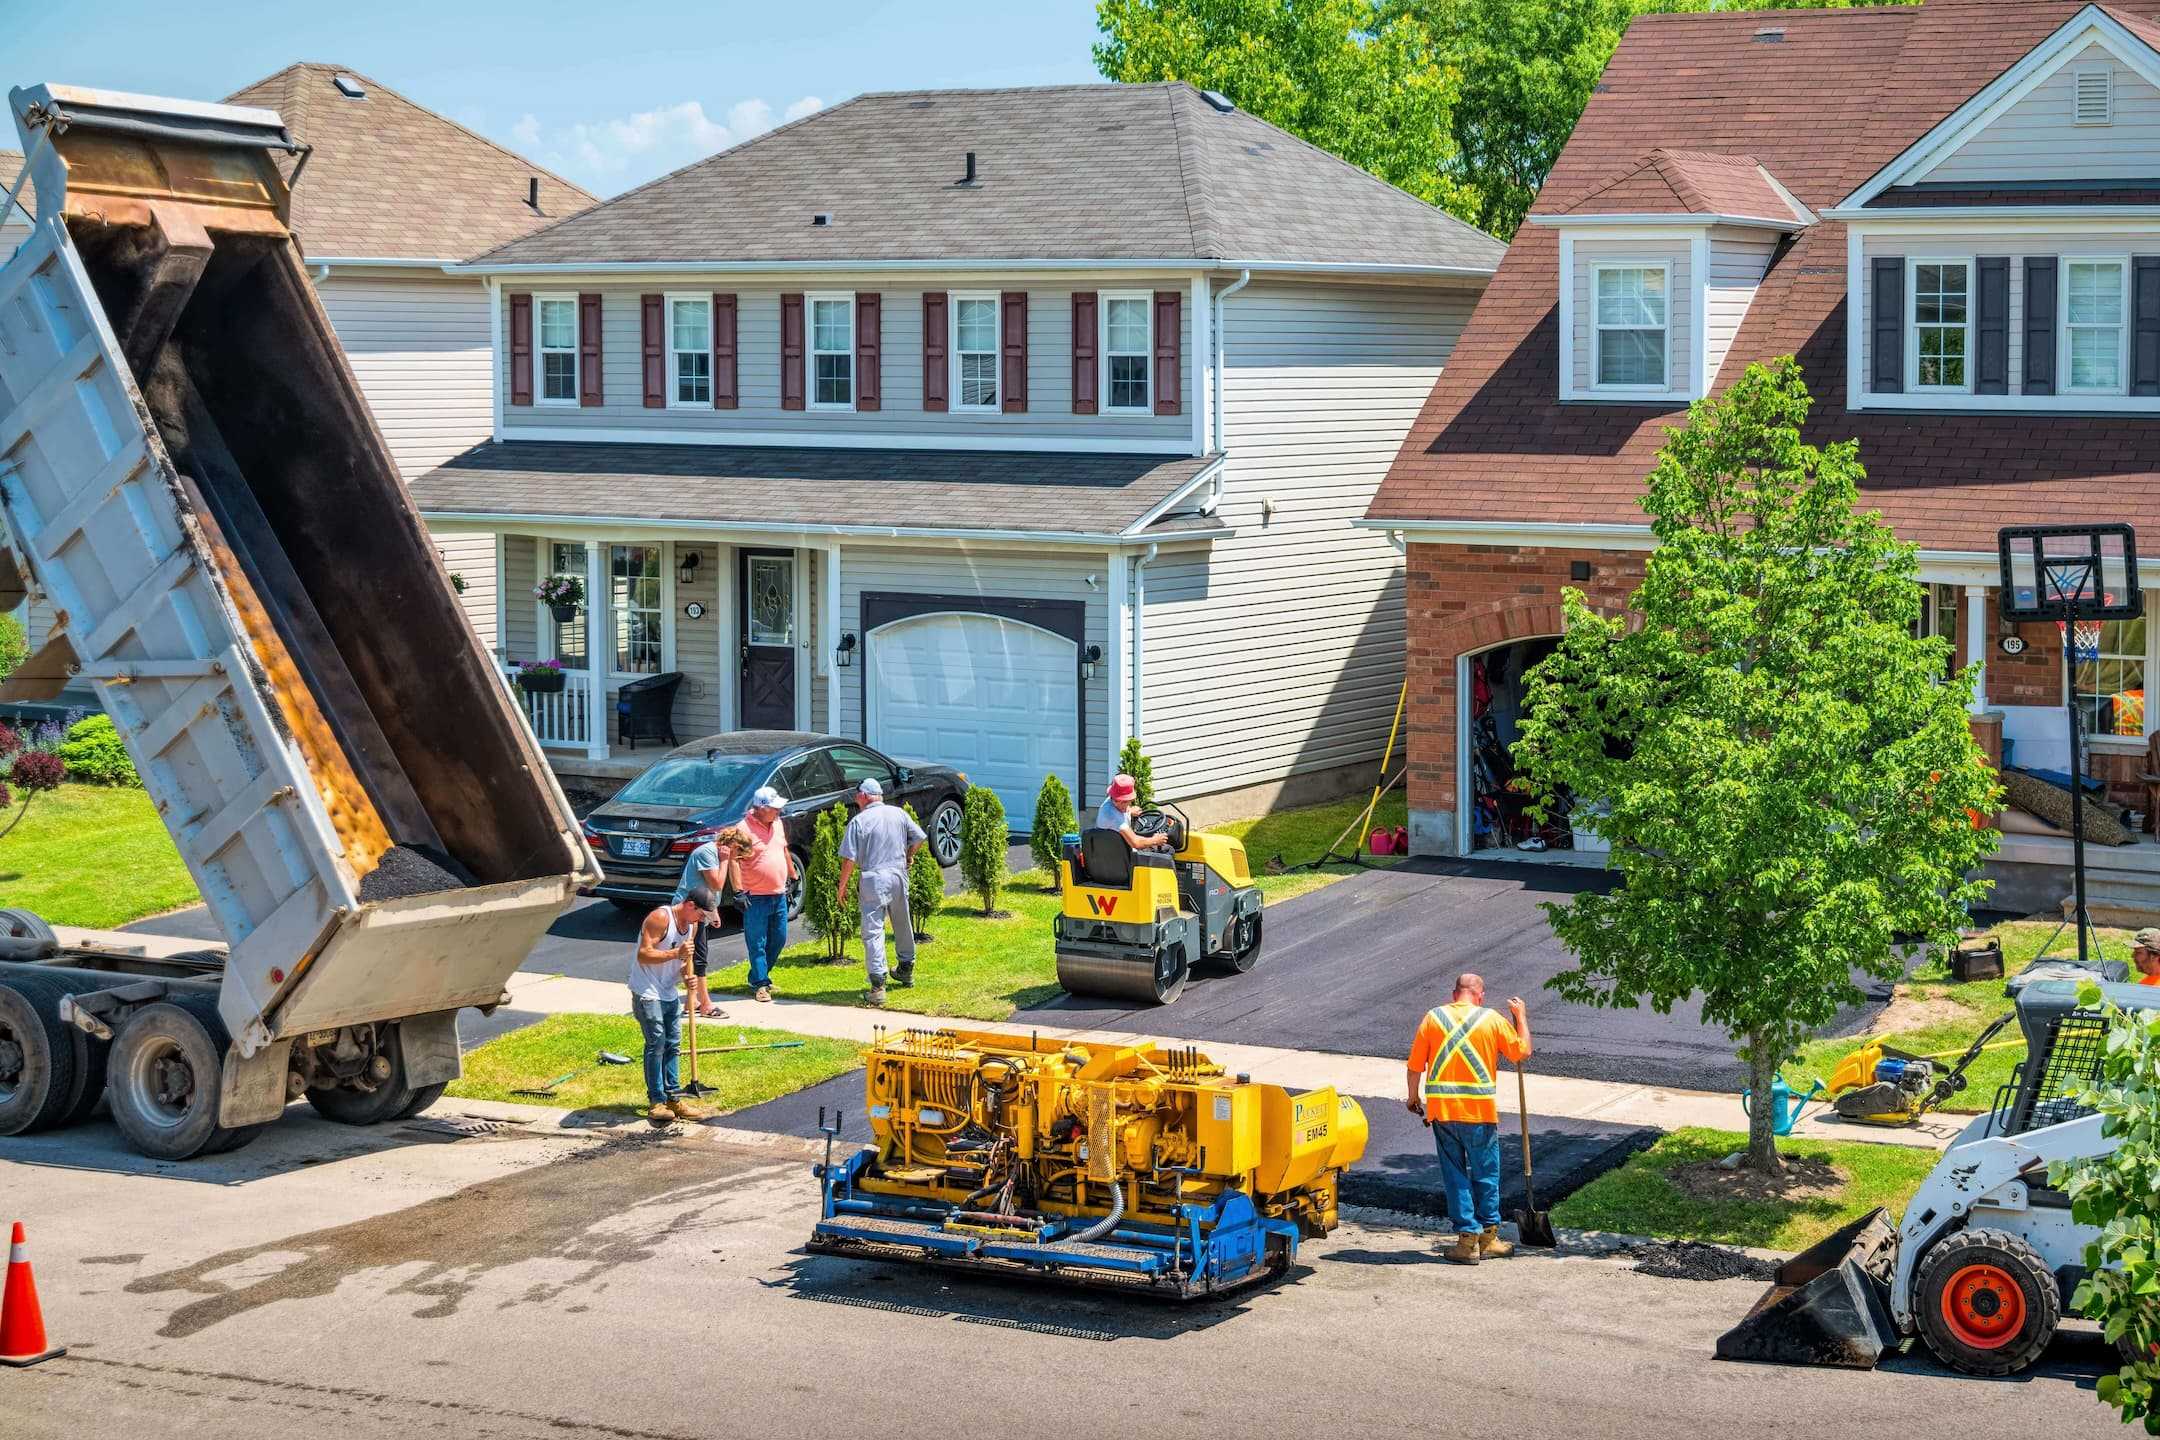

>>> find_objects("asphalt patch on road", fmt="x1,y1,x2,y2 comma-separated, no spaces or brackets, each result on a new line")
723,1071,871,1146
1623,1240,1776,1283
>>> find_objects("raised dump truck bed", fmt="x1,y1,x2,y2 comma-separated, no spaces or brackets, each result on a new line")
0,85,597,1158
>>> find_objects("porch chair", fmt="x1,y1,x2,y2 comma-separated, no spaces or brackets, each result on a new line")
615,671,683,750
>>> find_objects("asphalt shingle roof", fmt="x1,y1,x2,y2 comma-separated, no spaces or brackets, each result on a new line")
224,63,596,260
469,83,1503,272
1566,149,1806,224
409,442,1224,538
0,150,34,223
1367,0,2160,554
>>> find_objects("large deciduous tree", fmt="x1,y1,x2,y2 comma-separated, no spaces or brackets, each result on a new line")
1510,358,1999,1172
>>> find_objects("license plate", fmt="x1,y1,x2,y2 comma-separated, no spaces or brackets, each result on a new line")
617,837,654,858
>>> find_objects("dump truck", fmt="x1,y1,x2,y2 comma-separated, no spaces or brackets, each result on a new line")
0,85,598,1160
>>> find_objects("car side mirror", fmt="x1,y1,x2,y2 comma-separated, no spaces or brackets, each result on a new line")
895,767,912,784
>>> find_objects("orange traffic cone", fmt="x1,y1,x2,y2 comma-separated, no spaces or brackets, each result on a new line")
0,1222,64,1366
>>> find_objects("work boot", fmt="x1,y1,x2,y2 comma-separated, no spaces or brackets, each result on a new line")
667,1095,713,1121
867,985,887,1006
893,963,914,989
1442,1232,1483,1266
1481,1226,1514,1259
754,985,772,1003
648,1102,680,1125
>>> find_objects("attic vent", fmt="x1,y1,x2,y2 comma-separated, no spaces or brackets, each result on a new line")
1752,26,1785,42
527,177,540,209
811,212,832,227
1200,89,1236,113
332,73,366,98
907,99,935,110
956,151,977,186
2075,65,2113,125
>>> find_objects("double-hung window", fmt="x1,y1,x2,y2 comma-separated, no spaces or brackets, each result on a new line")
609,544,664,677
1909,581,1962,680
1592,264,1667,389
810,295,853,408
1909,261,1970,391
952,294,999,410
1103,294,1151,412
668,296,712,406
537,295,578,404
2075,617,2149,738
545,541,587,668
2063,259,2128,394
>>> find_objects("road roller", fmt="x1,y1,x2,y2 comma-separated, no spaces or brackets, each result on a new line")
809,1027,1366,1297
1053,802,1262,1004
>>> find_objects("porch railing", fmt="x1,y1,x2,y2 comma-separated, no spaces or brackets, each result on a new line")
497,663,597,750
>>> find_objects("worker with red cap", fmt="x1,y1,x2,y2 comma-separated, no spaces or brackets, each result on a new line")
1093,773,1172,851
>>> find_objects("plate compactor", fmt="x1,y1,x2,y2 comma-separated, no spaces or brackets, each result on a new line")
809,1027,1367,1298
1054,803,1262,1005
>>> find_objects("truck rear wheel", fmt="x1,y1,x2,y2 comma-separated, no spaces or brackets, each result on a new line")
396,1083,448,1120
0,975,79,1134
108,999,254,1161
305,1026,415,1125
1914,1228,2060,1376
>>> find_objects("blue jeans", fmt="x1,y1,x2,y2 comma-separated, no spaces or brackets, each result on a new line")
633,994,682,1104
741,892,787,988
1432,1120,1502,1232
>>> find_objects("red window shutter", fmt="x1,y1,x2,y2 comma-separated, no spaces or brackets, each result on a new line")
922,291,949,412
1071,292,1098,415
780,293,805,411
856,292,882,411
712,293,738,409
578,292,604,407
508,293,533,407
640,294,665,407
1152,290,1181,416
1000,290,1028,413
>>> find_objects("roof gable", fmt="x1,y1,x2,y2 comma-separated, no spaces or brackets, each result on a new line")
1553,148,1812,227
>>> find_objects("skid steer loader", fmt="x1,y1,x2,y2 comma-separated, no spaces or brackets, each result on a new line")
1717,972,2158,1376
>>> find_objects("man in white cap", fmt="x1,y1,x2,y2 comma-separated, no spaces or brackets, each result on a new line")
737,785,797,1003
836,777,927,1004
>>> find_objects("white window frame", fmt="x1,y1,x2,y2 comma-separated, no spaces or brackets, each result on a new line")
949,291,1001,413
1905,257,1975,395
1100,290,1154,414
807,290,855,411
604,541,675,682
2073,613,2151,744
1589,261,1672,394
534,292,580,407
538,538,590,668
665,293,713,410
2060,256,2130,397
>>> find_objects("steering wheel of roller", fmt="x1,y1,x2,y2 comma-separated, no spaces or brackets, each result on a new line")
1129,808,1186,852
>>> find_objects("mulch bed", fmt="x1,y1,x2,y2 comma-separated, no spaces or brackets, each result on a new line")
1667,1153,1843,1206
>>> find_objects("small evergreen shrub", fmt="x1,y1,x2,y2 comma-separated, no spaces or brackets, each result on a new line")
1116,737,1156,809
803,805,856,961
903,802,943,939
958,787,1009,916
57,714,138,787
1029,773,1076,887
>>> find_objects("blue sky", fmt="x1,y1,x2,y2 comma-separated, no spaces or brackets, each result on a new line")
7,1,1106,194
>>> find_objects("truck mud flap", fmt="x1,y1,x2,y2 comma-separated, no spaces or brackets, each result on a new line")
1714,1207,1900,1368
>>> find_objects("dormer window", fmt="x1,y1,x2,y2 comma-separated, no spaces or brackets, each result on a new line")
1593,264,1668,389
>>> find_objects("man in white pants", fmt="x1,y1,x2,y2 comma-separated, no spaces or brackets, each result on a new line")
835,777,928,1005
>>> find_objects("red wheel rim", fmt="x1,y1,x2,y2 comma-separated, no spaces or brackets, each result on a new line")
1941,1263,2026,1350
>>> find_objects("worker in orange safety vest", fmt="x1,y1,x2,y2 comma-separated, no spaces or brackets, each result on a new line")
2135,928,2160,986
1406,973,1531,1265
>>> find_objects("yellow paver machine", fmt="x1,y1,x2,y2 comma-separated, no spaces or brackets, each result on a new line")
809,1028,1367,1297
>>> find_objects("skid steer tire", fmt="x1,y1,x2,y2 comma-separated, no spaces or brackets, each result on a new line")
108,1000,241,1161
1914,1229,2060,1376
0,975,79,1134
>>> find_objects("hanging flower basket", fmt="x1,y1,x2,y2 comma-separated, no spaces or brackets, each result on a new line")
534,574,584,625
517,659,567,694
549,601,578,623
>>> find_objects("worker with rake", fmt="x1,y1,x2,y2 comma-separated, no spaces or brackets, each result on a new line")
1407,972,1531,1265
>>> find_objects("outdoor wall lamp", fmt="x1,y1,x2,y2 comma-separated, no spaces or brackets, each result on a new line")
677,550,701,587
835,632,858,668
1082,642,1103,679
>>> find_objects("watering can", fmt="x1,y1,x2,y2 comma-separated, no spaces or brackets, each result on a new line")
1740,1075,1825,1136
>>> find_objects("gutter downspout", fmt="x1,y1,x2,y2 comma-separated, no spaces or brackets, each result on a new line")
1210,268,1251,511
1386,529,1405,555
1131,542,1159,742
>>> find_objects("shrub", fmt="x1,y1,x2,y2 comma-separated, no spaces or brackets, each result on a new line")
1116,737,1156,809
1029,773,1076,888
0,613,25,682
0,723,64,839
802,804,855,962
903,803,943,940
959,786,1009,916
57,714,138,787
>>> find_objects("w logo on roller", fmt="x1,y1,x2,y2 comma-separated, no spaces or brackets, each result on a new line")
0,1221,64,1367
1085,894,1120,917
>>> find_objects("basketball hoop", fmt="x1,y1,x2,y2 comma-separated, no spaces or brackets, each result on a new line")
2059,616,2104,665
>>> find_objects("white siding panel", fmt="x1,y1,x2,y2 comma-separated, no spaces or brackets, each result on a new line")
1704,228,1777,388
1924,44,2160,184
1570,239,1692,398
315,273,495,477
1139,281,1478,801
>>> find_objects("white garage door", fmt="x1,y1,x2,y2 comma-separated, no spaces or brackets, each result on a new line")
868,612,1078,830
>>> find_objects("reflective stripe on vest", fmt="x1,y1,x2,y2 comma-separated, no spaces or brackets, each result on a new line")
1423,1005,1495,1099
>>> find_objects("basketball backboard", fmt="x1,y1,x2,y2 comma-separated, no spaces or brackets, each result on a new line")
1998,524,2142,621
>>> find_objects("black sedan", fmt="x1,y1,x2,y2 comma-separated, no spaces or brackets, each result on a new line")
579,731,968,914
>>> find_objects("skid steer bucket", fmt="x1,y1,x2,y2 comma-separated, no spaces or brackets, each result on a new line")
1715,1207,1900,1368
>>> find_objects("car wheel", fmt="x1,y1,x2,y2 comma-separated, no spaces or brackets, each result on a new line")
928,797,965,868
786,858,807,920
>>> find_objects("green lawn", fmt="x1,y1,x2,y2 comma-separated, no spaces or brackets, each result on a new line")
0,782,196,928
1551,1126,1943,1251
447,1013,862,1117
1784,917,2134,1115
708,790,1412,1020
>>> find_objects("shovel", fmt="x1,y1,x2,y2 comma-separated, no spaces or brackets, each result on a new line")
1511,1064,1557,1248
514,1051,634,1097
693,1039,806,1058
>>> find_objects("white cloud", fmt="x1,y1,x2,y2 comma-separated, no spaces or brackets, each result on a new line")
514,95,826,194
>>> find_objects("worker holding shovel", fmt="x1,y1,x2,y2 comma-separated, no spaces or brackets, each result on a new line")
1406,973,1530,1265
631,894,717,1124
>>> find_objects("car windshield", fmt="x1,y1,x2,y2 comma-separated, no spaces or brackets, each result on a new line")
612,756,767,809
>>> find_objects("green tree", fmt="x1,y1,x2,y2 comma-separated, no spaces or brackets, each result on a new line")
1116,737,1157,810
959,787,1009,917
1510,358,1999,1173
903,802,944,940
1030,773,1078,887
0,723,65,841
803,805,856,962
2052,981,2160,1431
0,613,25,683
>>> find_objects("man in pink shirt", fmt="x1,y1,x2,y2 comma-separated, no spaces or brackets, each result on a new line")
737,785,797,1003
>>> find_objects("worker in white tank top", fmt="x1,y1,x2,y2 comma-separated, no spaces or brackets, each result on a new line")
631,895,714,1123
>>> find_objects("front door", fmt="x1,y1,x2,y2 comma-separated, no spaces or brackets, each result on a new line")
739,549,797,730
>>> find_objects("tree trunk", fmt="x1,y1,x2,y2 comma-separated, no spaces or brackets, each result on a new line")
1744,1029,1782,1173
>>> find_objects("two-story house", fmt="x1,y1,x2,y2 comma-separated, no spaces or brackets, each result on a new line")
1365,0,2160,913
420,83,1502,828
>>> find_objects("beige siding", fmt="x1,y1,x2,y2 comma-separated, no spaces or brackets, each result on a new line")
667,542,723,741
503,536,537,663
499,276,1194,449
1924,43,2160,184
315,272,495,475
1570,239,1692,398
430,532,499,650
1704,228,1777,387
1139,280,1478,800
